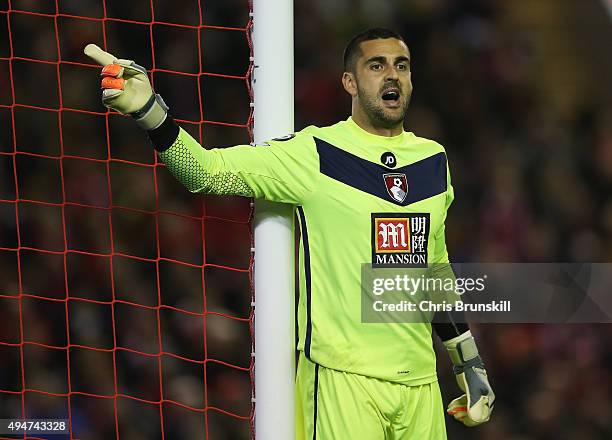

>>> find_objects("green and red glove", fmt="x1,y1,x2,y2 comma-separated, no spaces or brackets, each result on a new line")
84,43,168,130
444,330,495,427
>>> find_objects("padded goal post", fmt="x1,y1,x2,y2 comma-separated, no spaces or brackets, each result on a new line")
252,0,296,438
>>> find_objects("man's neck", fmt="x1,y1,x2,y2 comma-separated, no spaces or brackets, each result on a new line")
351,110,404,137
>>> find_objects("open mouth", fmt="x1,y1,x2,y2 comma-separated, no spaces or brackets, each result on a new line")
381,89,400,105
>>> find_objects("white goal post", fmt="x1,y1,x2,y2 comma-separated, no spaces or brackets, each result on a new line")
252,0,296,438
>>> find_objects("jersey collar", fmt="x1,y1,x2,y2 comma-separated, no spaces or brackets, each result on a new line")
346,117,414,146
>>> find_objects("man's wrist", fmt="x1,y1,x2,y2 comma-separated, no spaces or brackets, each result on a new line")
443,330,480,366
133,94,169,130
147,114,180,152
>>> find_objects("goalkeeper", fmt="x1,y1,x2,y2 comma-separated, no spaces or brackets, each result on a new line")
85,28,494,439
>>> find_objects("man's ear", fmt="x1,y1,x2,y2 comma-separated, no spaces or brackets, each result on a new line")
342,71,357,97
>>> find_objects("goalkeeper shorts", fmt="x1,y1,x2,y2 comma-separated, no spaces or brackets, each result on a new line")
295,352,447,440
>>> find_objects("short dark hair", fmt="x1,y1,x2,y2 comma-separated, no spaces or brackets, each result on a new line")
343,28,406,73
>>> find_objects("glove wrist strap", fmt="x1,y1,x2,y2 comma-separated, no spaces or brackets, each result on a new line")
133,94,169,130
443,330,480,366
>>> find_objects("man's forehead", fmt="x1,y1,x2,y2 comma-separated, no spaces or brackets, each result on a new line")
358,38,410,60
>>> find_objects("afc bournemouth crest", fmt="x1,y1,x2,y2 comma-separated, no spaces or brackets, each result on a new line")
383,173,408,203
371,213,430,268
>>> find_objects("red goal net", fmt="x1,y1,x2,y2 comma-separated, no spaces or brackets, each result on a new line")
0,1,255,438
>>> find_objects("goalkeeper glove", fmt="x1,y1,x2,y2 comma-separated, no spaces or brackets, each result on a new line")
443,330,495,427
83,44,168,130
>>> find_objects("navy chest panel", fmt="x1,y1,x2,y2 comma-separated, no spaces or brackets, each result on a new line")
315,137,447,206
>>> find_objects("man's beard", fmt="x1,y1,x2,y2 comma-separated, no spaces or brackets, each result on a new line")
357,83,410,129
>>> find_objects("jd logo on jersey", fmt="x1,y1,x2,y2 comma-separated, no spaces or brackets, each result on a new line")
380,152,397,168
371,213,430,268
383,173,408,203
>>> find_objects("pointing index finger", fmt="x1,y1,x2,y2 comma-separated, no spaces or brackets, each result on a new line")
84,44,117,66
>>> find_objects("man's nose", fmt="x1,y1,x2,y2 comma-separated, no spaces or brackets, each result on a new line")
385,66,399,81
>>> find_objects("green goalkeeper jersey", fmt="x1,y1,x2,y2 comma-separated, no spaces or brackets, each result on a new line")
157,117,454,386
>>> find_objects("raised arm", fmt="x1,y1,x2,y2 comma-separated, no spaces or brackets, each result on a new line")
84,44,316,204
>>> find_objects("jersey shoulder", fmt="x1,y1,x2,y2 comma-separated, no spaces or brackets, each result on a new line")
262,126,319,153
296,120,363,154
264,123,342,151
408,134,453,188
298,122,341,138
409,133,448,156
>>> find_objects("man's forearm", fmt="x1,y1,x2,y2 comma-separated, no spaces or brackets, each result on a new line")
430,260,495,426
428,261,469,341
147,112,181,152
432,317,469,342
146,115,254,197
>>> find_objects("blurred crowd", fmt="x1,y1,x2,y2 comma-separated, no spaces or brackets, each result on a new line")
1,0,611,439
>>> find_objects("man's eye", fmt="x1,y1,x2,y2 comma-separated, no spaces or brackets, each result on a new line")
371,64,382,70
397,64,408,71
